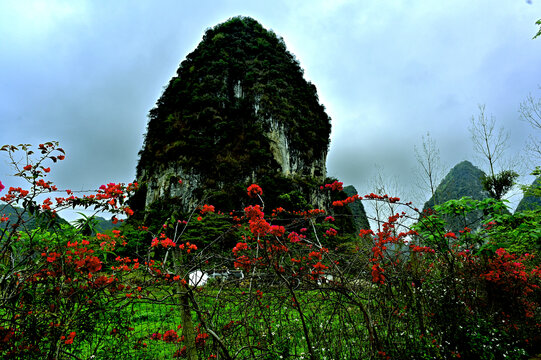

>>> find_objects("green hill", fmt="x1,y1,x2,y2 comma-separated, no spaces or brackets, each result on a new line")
133,16,332,216
423,160,489,232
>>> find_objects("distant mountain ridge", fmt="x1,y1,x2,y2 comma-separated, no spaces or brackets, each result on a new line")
516,176,541,213
0,204,118,233
424,160,488,209
343,185,370,231
423,160,489,232
0,203,69,230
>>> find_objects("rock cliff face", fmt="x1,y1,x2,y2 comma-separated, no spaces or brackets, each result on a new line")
343,185,370,231
133,16,331,215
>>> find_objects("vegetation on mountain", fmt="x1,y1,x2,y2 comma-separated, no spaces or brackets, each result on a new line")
131,16,368,242
137,16,330,181
516,175,541,212
423,160,489,209
343,185,370,231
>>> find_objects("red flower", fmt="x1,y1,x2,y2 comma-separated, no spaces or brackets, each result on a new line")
325,228,338,237
313,262,328,271
247,184,263,198
0,180,4,193
86,256,102,273
244,205,264,220
371,264,385,284
64,331,76,345
200,204,215,214
23,165,32,171
359,229,374,237
163,329,179,343
288,232,301,243
269,225,285,237
323,181,343,191
232,242,249,255
249,218,271,237
43,167,51,173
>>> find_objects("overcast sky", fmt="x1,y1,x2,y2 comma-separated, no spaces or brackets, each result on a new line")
1,0,540,221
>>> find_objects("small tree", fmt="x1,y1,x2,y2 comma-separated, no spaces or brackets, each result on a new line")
519,91,541,162
414,132,446,206
470,105,518,200
72,212,100,236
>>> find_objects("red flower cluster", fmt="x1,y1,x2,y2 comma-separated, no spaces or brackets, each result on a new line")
410,245,435,254
62,331,76,345
64,240,103,274
288,231,302,243
364,193,400,203
163,329,179,343
244,205,264,220
320,181,343,191
368,213,417,284
249,218,271,237
313,261,328,274
112,256,140,272
371,264,385,284
0,187,26,203
269,225,285,237
247,184,263,198
325,228,338,237
332,194,361,207
234,255,252,271
35,178,57,191
232,242,249,256
479,248,540,318
244,204,271,237
200,204,215,214
179,242,197,254
359,229,374,237
151,236,176,248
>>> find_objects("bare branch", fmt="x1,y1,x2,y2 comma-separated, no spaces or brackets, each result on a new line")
469,104,509,178
519,92,541,162
414,132,445,206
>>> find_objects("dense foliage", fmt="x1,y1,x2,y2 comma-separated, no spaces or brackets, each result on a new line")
1,143,540,359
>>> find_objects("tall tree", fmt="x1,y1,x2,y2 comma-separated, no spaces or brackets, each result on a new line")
519,91,541,162
469,105,518,200
414,132,445,206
